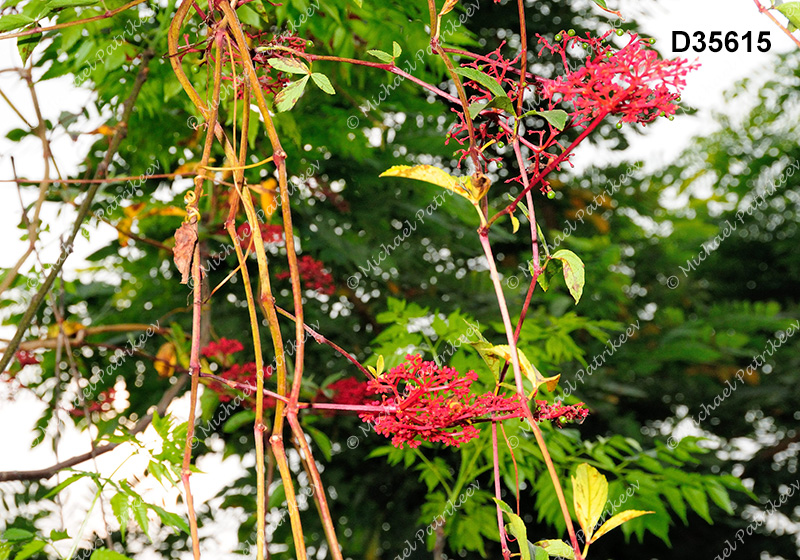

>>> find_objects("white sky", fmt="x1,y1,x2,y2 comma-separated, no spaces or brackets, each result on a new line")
0,0,797,555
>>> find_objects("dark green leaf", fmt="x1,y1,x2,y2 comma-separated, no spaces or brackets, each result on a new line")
453,67,506,98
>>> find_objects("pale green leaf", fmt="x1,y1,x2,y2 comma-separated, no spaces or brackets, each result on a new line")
572,463,608,540
551,249,585,304
311,73,335,95
777,2,800,29
275,76,309,112
534,539,575,559
521,109,569,131
266,57,309,74
0,14,33,33
367,49,394,63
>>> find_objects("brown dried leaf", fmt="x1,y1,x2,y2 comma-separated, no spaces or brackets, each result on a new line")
173,222,197,284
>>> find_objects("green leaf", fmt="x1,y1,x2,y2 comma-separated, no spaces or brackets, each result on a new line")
148,504,190,535
534,540,575,559
531,544,548,560
777,2,800,29
275,75,309,112
43,472,90,498
311,73,335,95
49,529,69,541
266,57,310,75
366,49,394,63
453,67,506,98
110,493,129,542
392,41,402,58
0,14,34,32
468,95,516,119
305,425,333,461
493,499,530,560
223,409,255,433
90,549,134,560
17,31,40,64
661,486,688,524
132,499,150,541
551,249,585,304
2,528,33,542
521,109,569,131
46,0,98,8
571,463,608,540
705,480,734,515
681,485,712,523
14,540,45,560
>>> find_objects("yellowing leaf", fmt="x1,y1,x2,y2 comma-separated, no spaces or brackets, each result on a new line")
590,510,653,543
251,178,278,217
155,343,177,378
483,344,560,392
48,320,84,338
174,161,200,175
379,165,490,204
572,463,608,540
91,124,116,136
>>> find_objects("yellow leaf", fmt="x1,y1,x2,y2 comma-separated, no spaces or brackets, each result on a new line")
486,345,560,392
572,463,608,540
379,165,489,204
47,320,84,338
154,343,177,378
251,178,278,218
590,510,653,544
174,161,201,175
91,124,115,136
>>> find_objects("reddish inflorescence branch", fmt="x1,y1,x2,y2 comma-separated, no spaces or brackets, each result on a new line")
359,354,524,449
539,30,696,128
447,30,695,196
531,399,589,428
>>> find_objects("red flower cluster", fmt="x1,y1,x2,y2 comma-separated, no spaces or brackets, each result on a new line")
201,338,244,359
212,362,273,404
16,351,40,367
277,255,335,295
531,399,589,428
360,354,524,449
314,377,371,415
251,36,309,94
539,31,695,127
237,222,284,251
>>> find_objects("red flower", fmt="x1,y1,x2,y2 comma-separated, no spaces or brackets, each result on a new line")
277,255,335,296
359,354,523,449
531,399,589,428
315,377,371,416
539,31,696,127
16,351,40,367
201,338,245,359
236,222,284,251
